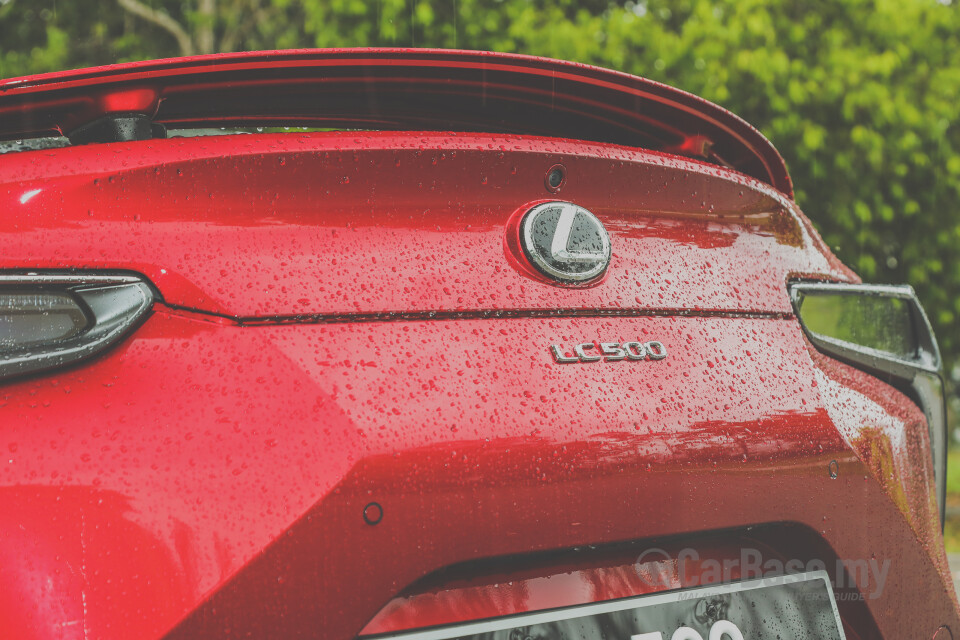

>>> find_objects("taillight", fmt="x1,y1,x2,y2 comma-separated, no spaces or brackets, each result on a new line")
0,273,154,380
789,282,947,524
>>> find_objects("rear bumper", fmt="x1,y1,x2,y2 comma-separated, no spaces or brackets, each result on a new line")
0,307,955,639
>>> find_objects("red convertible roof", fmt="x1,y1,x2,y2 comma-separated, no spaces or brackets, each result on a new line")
0,48,792,197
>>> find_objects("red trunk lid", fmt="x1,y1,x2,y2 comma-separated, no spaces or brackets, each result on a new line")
0,133,848,318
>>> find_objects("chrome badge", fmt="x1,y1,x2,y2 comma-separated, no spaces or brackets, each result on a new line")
521,201,611,283
550,341,667,364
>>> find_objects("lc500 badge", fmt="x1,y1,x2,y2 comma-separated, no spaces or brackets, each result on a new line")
550,341,667,364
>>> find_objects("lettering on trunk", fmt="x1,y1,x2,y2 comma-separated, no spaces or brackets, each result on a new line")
549,341,667,363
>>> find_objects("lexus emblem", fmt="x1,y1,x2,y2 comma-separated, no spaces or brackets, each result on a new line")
521,202,611,283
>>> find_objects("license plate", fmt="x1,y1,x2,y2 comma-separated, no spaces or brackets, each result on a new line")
376,571,845,640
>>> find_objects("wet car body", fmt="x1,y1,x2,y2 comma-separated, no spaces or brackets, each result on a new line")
0,50,955,639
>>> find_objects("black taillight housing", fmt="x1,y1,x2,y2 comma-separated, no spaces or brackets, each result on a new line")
790,282,947,525
0,273,154,380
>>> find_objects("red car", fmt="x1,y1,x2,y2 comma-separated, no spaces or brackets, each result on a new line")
0,49,954,640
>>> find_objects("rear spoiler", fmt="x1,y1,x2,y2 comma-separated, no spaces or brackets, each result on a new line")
0,48,793,197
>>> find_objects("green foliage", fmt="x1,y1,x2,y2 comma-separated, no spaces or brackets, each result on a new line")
1,0,959,375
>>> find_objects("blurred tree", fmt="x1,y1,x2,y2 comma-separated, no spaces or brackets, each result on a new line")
0,0,959,376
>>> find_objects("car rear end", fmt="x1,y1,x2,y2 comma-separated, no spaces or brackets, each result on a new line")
0,50,955,639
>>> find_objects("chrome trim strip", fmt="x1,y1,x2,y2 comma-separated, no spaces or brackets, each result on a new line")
0,273,145,286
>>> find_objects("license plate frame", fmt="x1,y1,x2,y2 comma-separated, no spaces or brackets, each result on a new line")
372,570,846,640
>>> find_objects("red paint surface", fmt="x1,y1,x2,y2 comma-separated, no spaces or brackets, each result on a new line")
0,133,846,318
0,50,953,640
0,308,955,639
